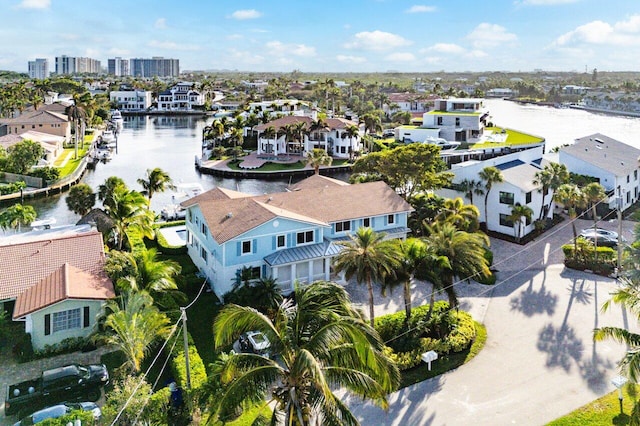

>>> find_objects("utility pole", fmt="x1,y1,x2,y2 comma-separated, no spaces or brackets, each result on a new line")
180,307,191,390
617,186,623,278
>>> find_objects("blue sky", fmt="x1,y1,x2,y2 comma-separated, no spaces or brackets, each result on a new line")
3,0,640,73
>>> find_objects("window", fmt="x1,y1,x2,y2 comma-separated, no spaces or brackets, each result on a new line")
250,266,261,280
242,240,252,254
52,308,81,333
437,117,443,125
635,170,638,181
628,175,631,183
335,221,351,232
455,117,460,126
297,230,314,245
201,223,208,237
525,191,532,204
499,214,513,227
363,217,371,227
200,247,208,263
387,214,395,225
277,235,286,248
186,230,192,245
499,191,514,205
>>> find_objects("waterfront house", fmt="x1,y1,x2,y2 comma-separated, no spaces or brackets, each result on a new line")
253,116,361,159
181,175,413,299
0,109,71,140
437,146,551,237
0,228,114,350
0,130,65,166
109,90,153,112
246,99,315,119
157,82,205,112
559,133,640,211
383,93,435,116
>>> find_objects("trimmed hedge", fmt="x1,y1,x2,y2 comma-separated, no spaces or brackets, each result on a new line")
171,330,207,391
375,302,477,371
561,244,616,276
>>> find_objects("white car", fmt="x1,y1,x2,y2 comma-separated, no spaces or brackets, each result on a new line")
14,402,101,425
579,228,619,240
233,331,271,358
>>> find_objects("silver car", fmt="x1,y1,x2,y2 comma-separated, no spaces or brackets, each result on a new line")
14,402,101,426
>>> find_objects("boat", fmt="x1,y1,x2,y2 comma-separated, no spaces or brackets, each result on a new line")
30,217,57,231
95,149,112,161
101,130,115,143
159,183,204,221
111,110,124,129
423,136,461,153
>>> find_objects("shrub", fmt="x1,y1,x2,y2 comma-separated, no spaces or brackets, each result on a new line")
38,409,95,425
155,227,187,255
476,272,497,285
33,336,94,360
13,331,34,363
171,331,207,391
28,167,60,182
0,181,26,195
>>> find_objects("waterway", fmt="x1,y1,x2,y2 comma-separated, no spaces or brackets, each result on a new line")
22,99,640,226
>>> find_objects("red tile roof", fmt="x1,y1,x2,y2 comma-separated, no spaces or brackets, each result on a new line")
0,230,106,301
13,263,115,319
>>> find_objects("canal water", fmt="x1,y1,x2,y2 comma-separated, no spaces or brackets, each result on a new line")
23,99,640,226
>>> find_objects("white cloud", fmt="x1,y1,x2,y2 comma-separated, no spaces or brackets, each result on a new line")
426,43,465,54
553,16,640,48
228,48,264,65
336,54,366,64
231,9,262,20
17,0,50,9
517,0,579,4
266,41,316,57
344,30,412,51
467,23,517,48
148,40,200,51
154,18,167,29
405,5,436,13
384,52,416,62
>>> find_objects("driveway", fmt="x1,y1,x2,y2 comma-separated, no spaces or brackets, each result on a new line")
344,216,638,425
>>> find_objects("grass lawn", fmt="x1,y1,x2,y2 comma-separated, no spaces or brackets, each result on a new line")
399,321,487,388
56,142,91,178
547,385,640,425
468,126,545,150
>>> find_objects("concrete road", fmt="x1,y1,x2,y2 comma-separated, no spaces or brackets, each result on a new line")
345,217,638,426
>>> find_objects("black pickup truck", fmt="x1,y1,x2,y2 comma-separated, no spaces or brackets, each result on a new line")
4,364,109,418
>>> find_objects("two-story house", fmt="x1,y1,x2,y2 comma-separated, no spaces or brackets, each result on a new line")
559,133,640,211
181,175,413,299
253,116,361,159
0,109,71,141
109,90,153,112
157,82,205,112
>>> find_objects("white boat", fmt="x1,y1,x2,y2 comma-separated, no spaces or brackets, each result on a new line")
95,149,112,160
111,110,124,129
101,130,115,143
423,136,461,152
160,183,204,221
30,217,57,230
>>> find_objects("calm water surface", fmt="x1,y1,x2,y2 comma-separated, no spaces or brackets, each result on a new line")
24,100,640,225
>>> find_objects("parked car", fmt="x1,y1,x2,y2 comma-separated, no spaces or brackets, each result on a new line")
580,227,619,240
233,331,271,358
579,234,618,247
5,364,109,418
13,402,101,425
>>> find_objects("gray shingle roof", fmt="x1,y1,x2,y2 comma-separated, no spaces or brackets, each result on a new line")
561,133,640,176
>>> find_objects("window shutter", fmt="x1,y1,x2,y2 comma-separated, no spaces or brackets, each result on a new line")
44,314,51,336
252,239,257,253
384,215,388,225
272,236,276,250
84,306,90,328
237,242,241,256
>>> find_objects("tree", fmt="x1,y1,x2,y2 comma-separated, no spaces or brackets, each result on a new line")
553,184,586,255
583,182,607,255
0,203,37,232
459,178,484,206
65,183,96,216
423,222,490,309
361,112,382,135
98,176,127,210
137,167,175,204
261,125,277,154
211,281,399,425
333,227,401,326
478,166,504,231
305,148,333,174
508,203,534,242
94,290,171,373
434,197,481,232
351,143,453,200
5,139,44,174
533,162,569,220
65,99,87,160
103,185,154,250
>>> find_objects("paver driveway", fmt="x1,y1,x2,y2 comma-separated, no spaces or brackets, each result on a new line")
344,217,638,426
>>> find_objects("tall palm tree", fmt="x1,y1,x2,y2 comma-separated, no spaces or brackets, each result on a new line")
553,183,586,255
423,222,490,309
583,182,607,256
507,203,534,242
459,178,484,206
103,185,154,250
66,183,96,216
261,125,277,154
333,227,401,326
294,121,308,153
305,148,333,174
0,203,37,233
434,197,481,232
533,162,569,220
361,112,382,135
478,166,503,231
211,281,399,425
94,289,171,373
65,101,86,160
98,176,127,209
137,167,175,204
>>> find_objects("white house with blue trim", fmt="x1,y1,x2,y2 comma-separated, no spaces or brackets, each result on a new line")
181,175,413,299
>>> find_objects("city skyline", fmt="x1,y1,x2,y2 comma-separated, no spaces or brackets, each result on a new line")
3,0,640,74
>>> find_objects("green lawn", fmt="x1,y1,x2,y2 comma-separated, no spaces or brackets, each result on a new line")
547,385,639,425
468,126,545,150
399,321,487,388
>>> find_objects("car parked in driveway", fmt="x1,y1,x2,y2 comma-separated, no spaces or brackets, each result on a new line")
233,331,271,358
579,227,619,240
579,234,618,247
13,402,101,425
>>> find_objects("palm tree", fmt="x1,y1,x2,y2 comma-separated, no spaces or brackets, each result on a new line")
230,127,244,161
345,124,360,157
103,185,154,250
65,101,86,160
459,178,484,206
434,197,481,232
98,176,127,210
333,227,401,326
0,203,37,233
305,148,333,174
361,112,382,135
137,167,175,204
478,166,503,231
553,184,586,255
533,162,569,220
94,290,171,373
261,125,277,154
66,183,96,216
211,281,399,425
423,222,490,309
294,121,308,153
583,182,607,256
507,203,534,242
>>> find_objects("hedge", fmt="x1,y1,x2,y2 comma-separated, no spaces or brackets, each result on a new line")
561,244,616,275
156,228,187,255
171,330,207,391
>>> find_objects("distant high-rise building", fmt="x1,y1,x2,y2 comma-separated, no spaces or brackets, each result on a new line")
108,57,130,76
130,57,179,78
55,55,101,75
28,58,49,79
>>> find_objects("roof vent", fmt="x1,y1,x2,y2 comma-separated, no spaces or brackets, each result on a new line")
594,138,604,144
226,212,233,218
